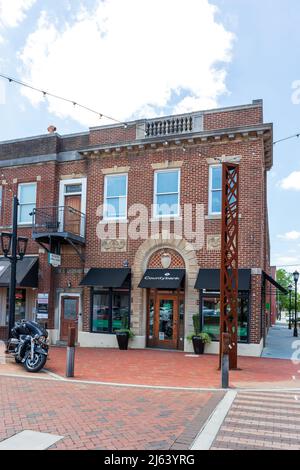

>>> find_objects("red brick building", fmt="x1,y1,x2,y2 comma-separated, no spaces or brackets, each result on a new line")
0,99,284,356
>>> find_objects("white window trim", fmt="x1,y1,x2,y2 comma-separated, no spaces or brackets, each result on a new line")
208,164,222,216
18,182,37,225
58,178,87,237
103,173,128,221
153,168,181,219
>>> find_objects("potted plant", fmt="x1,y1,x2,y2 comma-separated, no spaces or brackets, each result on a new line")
115,317,135,350
115,328,135,350
186,315,212,354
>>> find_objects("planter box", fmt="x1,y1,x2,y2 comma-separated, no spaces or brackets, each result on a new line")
116,332,129,350
192,336,205,355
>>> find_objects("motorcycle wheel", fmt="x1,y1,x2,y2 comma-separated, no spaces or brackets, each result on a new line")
23,353,47,373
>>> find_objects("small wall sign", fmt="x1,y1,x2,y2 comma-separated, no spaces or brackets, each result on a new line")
36,293,49,320
48,253,61,267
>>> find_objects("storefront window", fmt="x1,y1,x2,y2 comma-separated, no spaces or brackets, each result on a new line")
92,291,110,333
112,291,130,331
6,289,27,324
92,289,130,334
149,298,154,337
201,292,249,343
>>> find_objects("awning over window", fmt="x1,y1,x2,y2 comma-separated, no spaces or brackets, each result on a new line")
80,268,131,288
138,269,185,289
195,269,251,291
0,257,39,288
263,271,288,294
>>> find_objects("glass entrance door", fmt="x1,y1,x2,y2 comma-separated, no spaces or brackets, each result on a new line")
60,296,79,341
147,292,179,349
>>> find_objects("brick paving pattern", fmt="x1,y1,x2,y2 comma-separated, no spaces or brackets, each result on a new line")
211,391,300,450
0,375,223,450
45,348,300,389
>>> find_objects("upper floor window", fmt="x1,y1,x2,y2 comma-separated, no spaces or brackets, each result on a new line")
18,183,37,224
209,165,222,215
154,169,180,218
104,174,128,220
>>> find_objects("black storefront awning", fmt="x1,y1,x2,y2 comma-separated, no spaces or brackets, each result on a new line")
0,256,39,288
80,268,131,288
263,271,288,295
195,269,251,291
138,269,185,289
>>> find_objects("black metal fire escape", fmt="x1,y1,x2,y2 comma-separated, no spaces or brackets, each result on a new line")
31,206,86,262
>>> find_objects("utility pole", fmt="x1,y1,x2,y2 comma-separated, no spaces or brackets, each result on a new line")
8,195,18,337
1,195,28,341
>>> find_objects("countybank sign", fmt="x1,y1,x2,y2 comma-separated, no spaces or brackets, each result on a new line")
138,269,185,288
144,273,180,281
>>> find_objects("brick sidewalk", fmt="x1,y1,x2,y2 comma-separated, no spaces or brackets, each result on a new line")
211,391,300,450
0,375,223,450
45,347,300,389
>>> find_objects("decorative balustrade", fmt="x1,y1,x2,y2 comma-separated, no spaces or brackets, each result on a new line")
137,112,203,139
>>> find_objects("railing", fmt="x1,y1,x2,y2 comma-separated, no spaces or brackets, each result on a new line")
32,206,86,239
137,112,203,139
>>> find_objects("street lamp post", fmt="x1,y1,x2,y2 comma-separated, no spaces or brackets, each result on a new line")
293,271,299,338
1,195,28,341
288,284,293,330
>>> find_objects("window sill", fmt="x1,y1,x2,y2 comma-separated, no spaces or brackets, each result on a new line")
205,214,221,220
99,219,129,224
205,214,242,220
150,216,182,222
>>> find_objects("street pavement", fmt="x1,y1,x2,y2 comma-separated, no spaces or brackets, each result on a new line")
44,347,300,389
261,322,300,360
211,390,300,450
1,323,300,450
0,374,223,450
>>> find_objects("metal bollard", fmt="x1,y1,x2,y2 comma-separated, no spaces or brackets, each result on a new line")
66,326,76,378
221,333,230,389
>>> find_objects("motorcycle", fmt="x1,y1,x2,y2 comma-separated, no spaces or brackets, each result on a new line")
6,320,49,373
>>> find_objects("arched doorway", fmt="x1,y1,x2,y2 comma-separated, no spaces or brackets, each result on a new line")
146,249,185,350
131,235,199,352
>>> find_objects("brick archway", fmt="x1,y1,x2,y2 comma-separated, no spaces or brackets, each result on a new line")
131,235,199,347
147,248,185,269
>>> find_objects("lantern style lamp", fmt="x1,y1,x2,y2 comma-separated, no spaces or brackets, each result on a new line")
17,237,28,260
1,232,12,257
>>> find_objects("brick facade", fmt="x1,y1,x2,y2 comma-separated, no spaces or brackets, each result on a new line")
0,100,273,355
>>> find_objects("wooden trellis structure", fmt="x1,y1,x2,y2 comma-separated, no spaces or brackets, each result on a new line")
219,162,239,370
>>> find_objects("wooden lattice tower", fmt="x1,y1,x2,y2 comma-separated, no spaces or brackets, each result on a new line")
219,162,239,370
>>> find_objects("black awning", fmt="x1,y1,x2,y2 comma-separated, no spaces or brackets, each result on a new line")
263,271,288,295
195,269,251,291
0,257,39,288
80,268,131,288
138,269,185,289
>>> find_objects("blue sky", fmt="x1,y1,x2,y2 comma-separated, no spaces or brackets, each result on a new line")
0,0,299,271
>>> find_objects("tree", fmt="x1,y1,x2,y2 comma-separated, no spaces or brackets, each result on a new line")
276,269,300,314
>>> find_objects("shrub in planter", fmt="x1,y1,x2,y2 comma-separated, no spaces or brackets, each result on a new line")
186,331,212,355
115,328,135,350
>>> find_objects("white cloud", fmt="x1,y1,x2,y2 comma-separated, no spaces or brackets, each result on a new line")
278,231,300,241
18,0,234,127
0,0,36,41
280,171,300,191
273,253,300,269
0,0,36,27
